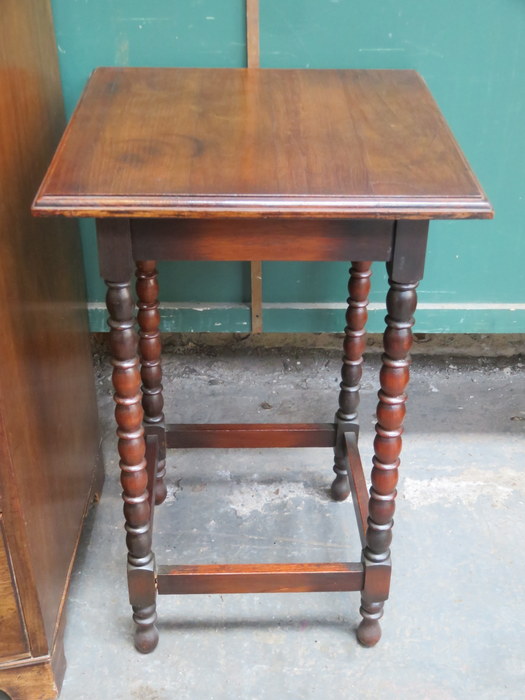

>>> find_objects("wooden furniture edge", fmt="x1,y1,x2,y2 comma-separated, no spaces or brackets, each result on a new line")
31,194,494,219
0,446,105,698
48,444,104,648
0,655,64,700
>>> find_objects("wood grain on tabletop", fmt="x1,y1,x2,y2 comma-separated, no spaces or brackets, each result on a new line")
33,67,492,219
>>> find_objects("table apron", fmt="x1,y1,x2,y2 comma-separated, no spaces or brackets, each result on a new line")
130,218,394,262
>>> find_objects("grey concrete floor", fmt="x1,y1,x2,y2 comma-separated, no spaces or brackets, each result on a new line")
58,343,524,699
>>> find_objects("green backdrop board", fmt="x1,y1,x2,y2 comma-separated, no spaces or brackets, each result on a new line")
50,0,525,333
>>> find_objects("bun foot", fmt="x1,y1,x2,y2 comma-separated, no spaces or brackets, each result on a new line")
356,617,382,647
331,473,350,501
134,623,159,654
135,625,159,654
133,604,159,654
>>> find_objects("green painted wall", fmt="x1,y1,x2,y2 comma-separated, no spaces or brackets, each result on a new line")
50,0,525,333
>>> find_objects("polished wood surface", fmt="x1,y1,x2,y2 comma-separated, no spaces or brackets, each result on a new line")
165,423,336,449
105,278,158,653
157,562,364,595
0,521,28,660
0,660,66,700
0,1,102,696
331,261,372,501
130,218,394,261
33,67,492,219
136,260,167,505
34,61,492,653
357,240,422,647
344,432,369,547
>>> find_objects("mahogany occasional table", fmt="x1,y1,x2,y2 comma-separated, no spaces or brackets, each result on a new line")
33,67,492,653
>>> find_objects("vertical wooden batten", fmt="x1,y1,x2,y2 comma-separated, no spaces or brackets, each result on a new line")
246,0,261,68
246,0,263,333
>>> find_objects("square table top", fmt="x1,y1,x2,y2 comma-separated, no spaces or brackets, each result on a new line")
33,67,492,220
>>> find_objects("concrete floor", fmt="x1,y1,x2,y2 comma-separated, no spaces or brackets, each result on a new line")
55,342,524,698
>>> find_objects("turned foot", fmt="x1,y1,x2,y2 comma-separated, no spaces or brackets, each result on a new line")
356,617,382,647
356,599,383,647
330,472,350,501
133,604,159,654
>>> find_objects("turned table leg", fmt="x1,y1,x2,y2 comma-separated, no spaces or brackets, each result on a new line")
355,221,427,646
357,276,417,645
136,260,167,505
331,261,372,501
105,278,158,653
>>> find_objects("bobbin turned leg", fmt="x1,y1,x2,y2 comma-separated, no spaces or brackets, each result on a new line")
136,260,167,505
357,221,427,647
98,220,158,653
331,261,372,501
105,280,158,653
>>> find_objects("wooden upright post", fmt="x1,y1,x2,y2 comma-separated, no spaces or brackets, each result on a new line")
246,0,263,333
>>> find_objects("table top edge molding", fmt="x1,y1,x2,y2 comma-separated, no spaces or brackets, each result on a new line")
31,194,494,220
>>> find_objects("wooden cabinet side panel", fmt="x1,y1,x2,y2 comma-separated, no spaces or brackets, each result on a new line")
0,519,29,661
0,660,61,700
0,0,102,653
0,408,48,659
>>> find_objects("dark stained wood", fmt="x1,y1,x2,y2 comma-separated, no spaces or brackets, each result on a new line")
357,272,419,648
145,434,159,530
359,556,392,645
136,261,167,505
331,261,372,501
157,562,364,595
33,62,493,653
344,432,369,547
96,218,133,282
130,219,394,261
126,434,158,651
0,0,103,695
104,275,158,653
32,68,493,220
390,220,429,282
165,423,336,449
